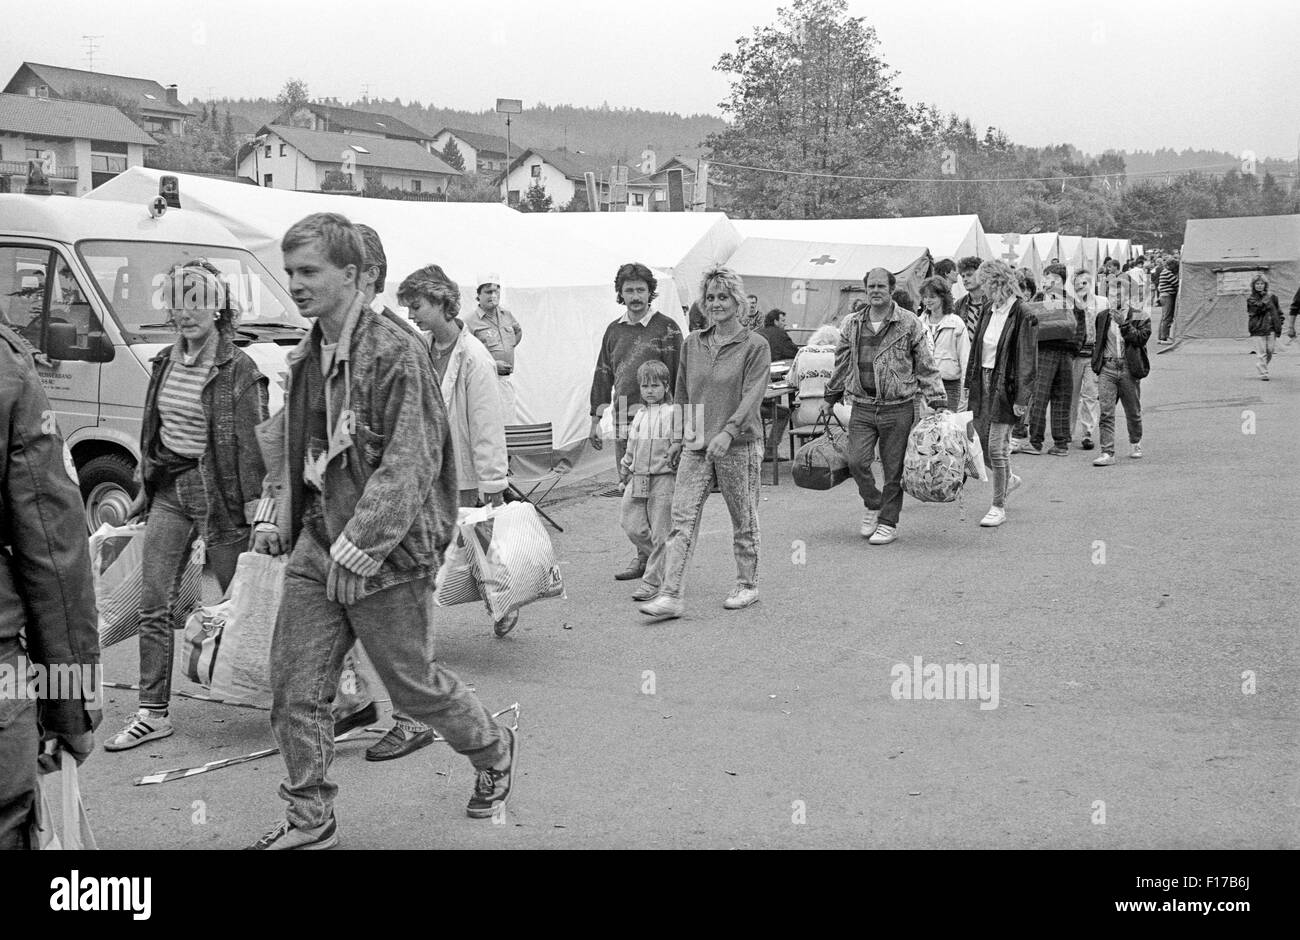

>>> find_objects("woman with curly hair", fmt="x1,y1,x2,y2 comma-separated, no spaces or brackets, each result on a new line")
106,260,269,750
964,261,1037,528
639,265,770,621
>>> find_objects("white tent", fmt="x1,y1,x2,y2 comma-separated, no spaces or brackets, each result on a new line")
1080,237,1101,274
732,214,991,263
87,168,684,483
1030,232,1062,266
726,238,931,338
515,212,741,309
984,233,1044,279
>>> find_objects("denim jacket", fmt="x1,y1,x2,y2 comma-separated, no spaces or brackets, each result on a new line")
141,330,268,544
256,294,458,593
825,303,947,409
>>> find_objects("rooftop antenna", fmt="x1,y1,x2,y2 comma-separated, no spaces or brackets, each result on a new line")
82,35,103,71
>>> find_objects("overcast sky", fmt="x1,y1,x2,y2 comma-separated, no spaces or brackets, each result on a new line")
3,0,1296,158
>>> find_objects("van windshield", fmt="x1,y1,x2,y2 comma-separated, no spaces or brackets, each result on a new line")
77,240,306,342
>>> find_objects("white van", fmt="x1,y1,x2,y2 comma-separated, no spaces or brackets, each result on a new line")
0,176,304,529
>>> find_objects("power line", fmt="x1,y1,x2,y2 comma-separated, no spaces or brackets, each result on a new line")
706,159,1242,185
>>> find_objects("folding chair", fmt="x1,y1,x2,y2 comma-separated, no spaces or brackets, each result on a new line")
504,423,568,532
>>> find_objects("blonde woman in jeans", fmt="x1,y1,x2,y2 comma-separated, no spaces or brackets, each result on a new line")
963,261,1037,528
639,266,770,622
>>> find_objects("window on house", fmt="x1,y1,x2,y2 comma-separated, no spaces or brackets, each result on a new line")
530,164,542,179
91,155,128,173
507,190,520,207
633,193,645,206
350,145,370,154
280,143,286,157
263,173,273,187
411,179,421,192
265,145,272,158
38,85,48,97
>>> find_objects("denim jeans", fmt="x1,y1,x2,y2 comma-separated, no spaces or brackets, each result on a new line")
1028,346,1073,448
0,645,36,849
138,470,244,710
621,473,675,589
1254,334,1277,373
1071,356,1099,441
659,440,761,600
1159,295,1176,341
846,400,916,528
1097,361,1142,453
270,531,506,829
973,370,1014,508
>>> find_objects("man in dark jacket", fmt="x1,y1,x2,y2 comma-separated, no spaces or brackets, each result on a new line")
0,325,101,849
1023,263,1076,456
758,309,799,361
246,213,517,850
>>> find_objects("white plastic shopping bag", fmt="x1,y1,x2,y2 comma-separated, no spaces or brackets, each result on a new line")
35,752,98,850
958,411,989,482
90,522,202,648
197,552,286,705
458,502,564,620
433,508,485,608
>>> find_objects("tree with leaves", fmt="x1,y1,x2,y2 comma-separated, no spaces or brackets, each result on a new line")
62,83,147,130
704,0,926,219
440,137,466,172
517,180,554,213
275,78,310,116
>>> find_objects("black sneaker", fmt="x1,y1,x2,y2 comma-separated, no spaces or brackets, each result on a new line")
332,702,378,739
245,817,338,850
467,725,518,819
1081,437,1095,451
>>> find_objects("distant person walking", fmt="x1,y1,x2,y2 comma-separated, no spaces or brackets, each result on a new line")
1023,263,1075,457
1070,270,1106,451
964,261,1036,528
1246,275,1284,381
1091,286,1149,465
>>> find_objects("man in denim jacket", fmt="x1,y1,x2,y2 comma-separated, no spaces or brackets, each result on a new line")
824,268,948,546
246,213,517,850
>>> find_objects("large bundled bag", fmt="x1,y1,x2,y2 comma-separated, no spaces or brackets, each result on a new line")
1024,300,1076,345
442,502,564,620
791,414,851,490
183,552,285,705
903,410,979,502
90,522,202,648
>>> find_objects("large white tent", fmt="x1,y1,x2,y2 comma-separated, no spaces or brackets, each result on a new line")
1031,232,1062,266
732,214,991,263
985,233,1044,279
515,212,741,309
87,168,685,483
726,238,931,337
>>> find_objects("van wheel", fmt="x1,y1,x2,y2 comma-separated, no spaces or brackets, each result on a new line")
79,454,138,532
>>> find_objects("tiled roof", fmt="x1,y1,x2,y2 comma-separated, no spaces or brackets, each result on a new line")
13,62,196,116
293,104,432,142
0,93,157,146
436,127,519,157
263,124,459,176
504,147,651,185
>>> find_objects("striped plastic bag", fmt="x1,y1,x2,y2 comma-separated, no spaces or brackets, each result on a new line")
433,508,485,608
90,522,202,648
457,502,564,621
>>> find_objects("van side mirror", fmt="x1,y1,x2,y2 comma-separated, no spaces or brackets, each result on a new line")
46,322,78,360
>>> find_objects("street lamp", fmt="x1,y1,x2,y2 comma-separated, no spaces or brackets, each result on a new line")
496,97,522,205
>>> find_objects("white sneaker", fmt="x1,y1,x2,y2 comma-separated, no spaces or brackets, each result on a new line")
1092,452,1116,466
639,594,685,622
859,511,879,538
868,524,898,545
1006,474,1023,499
1129,444,1143,459
979,506,1006,527
723,587,760,610
104,709,174,751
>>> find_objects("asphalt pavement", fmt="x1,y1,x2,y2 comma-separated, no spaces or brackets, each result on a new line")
82,338,1297,849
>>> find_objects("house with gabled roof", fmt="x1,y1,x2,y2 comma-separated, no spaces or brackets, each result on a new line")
0,92,156,195
431,127,523,176
497,147,659,211
236,124,458,194
279,102,433,146
4,61,196,136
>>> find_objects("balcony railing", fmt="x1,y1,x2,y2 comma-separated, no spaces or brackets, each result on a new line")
0,160,78,180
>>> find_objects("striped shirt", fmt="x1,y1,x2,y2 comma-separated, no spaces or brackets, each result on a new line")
157,342,213,457
1158,268,1178,299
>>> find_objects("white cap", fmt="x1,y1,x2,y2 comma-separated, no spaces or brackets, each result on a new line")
476,272,502,291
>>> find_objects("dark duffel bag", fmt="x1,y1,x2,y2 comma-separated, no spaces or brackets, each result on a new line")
792,413,851,490
1024,300,1076,345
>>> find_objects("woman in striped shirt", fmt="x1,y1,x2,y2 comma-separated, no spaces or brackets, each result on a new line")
105,261,269,751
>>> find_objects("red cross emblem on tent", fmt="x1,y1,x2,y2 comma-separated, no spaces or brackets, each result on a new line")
810,254,837,265
999,233,1021,265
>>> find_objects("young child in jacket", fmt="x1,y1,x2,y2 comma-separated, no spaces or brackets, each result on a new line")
620,360,682,603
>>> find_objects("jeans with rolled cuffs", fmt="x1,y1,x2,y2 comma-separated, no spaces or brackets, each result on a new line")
658,440,761,600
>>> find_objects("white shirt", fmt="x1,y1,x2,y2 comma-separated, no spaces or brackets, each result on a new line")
981,298,1015,368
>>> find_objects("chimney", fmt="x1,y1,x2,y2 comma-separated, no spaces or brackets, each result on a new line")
165,84,179,106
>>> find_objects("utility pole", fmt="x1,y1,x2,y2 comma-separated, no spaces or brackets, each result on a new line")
361,83,370,104
82,36,103,72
